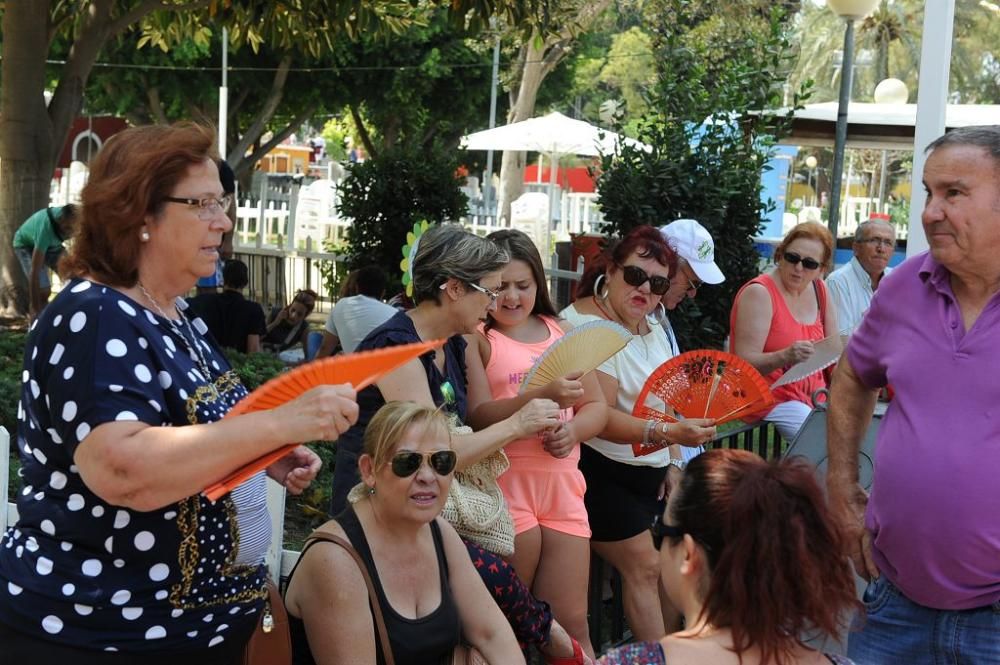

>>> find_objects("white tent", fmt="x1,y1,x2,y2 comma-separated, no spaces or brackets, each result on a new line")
460,112,650,227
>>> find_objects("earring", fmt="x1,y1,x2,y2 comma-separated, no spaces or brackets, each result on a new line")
140,231,150,242
646,302,667,327
368,485,376,496
593,274,609,300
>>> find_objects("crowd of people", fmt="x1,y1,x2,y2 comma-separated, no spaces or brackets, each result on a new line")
3,120,999,665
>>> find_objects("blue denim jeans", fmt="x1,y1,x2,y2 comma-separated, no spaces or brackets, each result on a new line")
848,574,1000,664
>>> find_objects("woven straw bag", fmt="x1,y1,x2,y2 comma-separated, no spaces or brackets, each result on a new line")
441,427,516,557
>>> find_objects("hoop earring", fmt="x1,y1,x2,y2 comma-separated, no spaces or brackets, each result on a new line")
593,274,609,300
646,302,667,327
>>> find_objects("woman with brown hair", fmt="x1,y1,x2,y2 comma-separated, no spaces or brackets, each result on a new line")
598,448,861,665
0,123,358,664
729,221,840,442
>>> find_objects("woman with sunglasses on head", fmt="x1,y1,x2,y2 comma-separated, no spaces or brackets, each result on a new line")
560,225,717,642
598,448,860,665
263,289,318,355
464,229,608,660
285,401,523,664
729,221,840,443
329,224,587,664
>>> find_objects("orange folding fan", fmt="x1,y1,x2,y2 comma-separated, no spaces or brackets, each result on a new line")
204,340,443,501
630,350,774,457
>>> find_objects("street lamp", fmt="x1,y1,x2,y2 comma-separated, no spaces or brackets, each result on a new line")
827,0,879,241
805,155,818,206
873,78,909,207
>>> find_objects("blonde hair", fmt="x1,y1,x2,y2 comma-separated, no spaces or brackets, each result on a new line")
348,401,452,503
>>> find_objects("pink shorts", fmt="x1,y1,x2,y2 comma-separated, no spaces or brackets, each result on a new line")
498,458,591,538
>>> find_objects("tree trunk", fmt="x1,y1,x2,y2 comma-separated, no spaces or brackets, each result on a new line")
496,37,548,225
0,3,54,316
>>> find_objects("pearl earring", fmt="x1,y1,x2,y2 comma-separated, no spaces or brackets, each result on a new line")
140,231,150,242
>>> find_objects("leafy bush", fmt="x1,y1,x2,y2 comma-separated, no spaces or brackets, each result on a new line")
597,1,807,351
338,143,468,295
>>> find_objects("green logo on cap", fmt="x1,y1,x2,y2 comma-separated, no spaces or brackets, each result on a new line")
697,240,711,260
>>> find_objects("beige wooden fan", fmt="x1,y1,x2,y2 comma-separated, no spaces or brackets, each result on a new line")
518,320,631,394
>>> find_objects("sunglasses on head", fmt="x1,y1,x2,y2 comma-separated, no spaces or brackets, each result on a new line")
390,450,457,478
650,518,684,550
618,264,671,296
782,252,821,271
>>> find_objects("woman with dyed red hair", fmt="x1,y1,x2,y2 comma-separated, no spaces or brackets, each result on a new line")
599,448,861,665
560,225,717,641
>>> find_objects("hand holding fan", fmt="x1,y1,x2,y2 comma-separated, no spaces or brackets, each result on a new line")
204,340,443,501
630,350,775,457
517,320,631,395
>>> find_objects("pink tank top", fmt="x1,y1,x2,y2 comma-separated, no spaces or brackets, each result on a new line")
730,273,829,410
479,316,576,463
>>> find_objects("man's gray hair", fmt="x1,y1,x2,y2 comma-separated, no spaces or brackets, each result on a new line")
854,219,896,242
411,224,509,304
925,125,1000,167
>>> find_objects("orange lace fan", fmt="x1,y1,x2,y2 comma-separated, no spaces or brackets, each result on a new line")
204,340,443,501
630,350,775,457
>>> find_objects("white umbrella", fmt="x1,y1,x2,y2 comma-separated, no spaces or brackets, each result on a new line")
460,112,650,227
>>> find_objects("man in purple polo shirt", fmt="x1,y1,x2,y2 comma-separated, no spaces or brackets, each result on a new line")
827,125,1000,663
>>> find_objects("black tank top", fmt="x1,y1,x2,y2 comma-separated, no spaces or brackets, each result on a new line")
287,506,462,665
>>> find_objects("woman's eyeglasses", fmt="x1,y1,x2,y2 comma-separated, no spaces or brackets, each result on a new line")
650,518,685,550
782,252,822,271
390,450,458,478
163,194,233,220
466,282,501,304
619,264,671,295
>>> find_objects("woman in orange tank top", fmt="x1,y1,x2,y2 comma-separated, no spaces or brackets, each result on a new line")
466,230,607,661
729,222,841,442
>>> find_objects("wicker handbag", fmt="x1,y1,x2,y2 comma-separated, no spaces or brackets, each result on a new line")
440,428,516,557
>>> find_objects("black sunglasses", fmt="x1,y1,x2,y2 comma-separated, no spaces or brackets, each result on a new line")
650,518,685,550
782,252,822,271
619,264,671,296
390,450,457,478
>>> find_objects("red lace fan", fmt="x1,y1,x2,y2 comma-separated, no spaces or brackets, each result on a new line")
630,350,775,457
204,340,443,501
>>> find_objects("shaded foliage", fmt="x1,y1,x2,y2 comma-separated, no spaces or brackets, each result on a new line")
338,145,468,295
597,0,807,351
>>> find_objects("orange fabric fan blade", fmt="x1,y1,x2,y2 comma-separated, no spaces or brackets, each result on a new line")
204,340,443,501
630,350,775,456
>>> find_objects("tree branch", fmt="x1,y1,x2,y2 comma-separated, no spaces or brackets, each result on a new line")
109,0,212,37
226,54,294,164
239,101,320,175
146,86,169,124
350,104,377,160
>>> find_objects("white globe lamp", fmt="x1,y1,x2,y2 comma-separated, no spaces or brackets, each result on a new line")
827,0,880,19
873,78,909,105
805,155,818,169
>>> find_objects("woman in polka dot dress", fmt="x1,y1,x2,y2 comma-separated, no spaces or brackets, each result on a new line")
0,124,358,665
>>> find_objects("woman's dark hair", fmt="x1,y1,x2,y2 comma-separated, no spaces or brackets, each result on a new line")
575,225,677,299
62,123,219,286
667,449,861,665
484,229,558,333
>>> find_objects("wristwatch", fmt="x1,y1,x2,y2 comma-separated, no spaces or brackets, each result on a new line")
668,458,687,471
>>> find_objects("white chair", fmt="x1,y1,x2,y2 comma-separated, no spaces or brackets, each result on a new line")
1,426,13,535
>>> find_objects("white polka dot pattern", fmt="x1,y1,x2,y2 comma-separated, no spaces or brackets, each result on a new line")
0,278,266,653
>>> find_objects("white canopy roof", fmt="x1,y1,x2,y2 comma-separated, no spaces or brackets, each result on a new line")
460,111,649,157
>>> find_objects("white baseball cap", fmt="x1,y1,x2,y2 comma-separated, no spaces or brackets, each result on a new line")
659,219,725,284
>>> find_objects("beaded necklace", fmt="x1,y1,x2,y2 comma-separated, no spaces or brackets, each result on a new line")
137,281,218,398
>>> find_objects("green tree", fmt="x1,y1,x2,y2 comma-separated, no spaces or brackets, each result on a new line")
0,0,546,317
597,0,806,351
337,145,468,295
